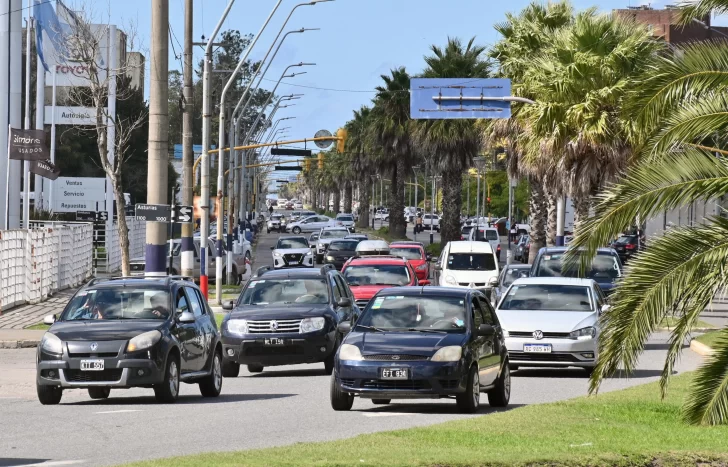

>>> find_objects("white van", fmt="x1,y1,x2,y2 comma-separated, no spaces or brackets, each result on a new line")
433,241,500,298
468,225,501,261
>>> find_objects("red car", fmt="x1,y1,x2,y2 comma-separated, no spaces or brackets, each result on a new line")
389,241,431,281
341,255,425,310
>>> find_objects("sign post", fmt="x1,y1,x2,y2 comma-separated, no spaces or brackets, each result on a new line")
135,203,193,275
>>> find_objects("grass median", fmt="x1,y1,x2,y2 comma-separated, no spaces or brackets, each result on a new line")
124,372,728,467
695,328,726,349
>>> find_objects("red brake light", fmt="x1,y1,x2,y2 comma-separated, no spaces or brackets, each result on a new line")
625,244,636,250
497,245,501,251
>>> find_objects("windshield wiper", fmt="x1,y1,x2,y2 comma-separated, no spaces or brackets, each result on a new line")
405,328,446,333
355,324,387,332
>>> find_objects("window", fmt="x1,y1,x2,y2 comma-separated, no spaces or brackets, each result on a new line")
239,279,330,305
277,237,309,249
357,295,467,332
334,275,350,299
343,265,411,286
477,297,496,325
447,253,497,271
475,229,499,241
499,284,593,312
471,298,483,328
330,275,342,302
533,253,622,282
186,287,205,317
61,288,170,321
389,247,423,260
176,289,190,314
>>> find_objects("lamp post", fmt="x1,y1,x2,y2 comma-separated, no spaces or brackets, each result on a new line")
474,157,486,223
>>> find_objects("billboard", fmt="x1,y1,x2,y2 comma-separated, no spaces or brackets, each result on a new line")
52,177,106,212
410,78,512,120
44,106,103,125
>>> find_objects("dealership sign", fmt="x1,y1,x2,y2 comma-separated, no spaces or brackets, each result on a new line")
52,177,106,212
8,128,49,161
44,106,102,126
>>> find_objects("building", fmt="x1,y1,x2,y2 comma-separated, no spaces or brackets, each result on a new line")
613,5,728,44
126,52,145,92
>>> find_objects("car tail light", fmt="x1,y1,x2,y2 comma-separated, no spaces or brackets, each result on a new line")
625,244,636,250
497,245,501,252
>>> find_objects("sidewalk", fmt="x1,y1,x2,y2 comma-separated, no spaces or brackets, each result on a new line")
0,288,76,329
0,329,45,348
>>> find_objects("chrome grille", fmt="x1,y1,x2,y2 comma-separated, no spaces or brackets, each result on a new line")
246,319,301,334
458,282,486,287
508,331,571,339
283,254,303,265
356,299,369,310
363,354,429,361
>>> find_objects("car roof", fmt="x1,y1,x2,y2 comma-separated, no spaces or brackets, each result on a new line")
84,277,190,290
256,268,330,279
447,241,494,253
474,225,499,230
504,264,531,270
356,239,389,251
278,235,307,241
376,286,474,298
389,241,424,248
511,277,596,287
322,226,348,231
539,247,617,255
346,256,408,266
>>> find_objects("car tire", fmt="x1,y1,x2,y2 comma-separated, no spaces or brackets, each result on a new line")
221,359,240,377
330,371,354,411
487,362,511,408
88,387,111,400
372,399,391,405
154,354,180,403
292,227,301,234
199,351,223,398
584,367,595,377
266,229,270,234
456,366,480,414
316,254,323,264
247,364,264,373
324,337,339,375
37,385,62,405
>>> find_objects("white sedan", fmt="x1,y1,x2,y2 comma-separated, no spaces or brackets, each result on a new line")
495,277,609,375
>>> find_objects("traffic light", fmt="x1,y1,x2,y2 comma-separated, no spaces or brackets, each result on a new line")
318,153,324,170
305,158,311,172
336,128,348,154
487,197,491,204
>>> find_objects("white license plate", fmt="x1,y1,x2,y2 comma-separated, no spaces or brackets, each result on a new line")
380,368,409,380
524,344,552,353
80,360,104,371
265,338,285,346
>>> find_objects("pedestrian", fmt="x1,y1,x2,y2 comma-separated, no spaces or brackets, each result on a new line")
268,205,274,216
415,214,423,234
509,220,517,244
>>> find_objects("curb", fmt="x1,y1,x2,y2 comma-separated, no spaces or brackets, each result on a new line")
690,339,714,356
0,339,39,349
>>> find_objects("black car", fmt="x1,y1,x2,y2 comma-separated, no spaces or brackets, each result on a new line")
35,277,223,405
331,287,510,413
220,265,356,376
324,239,361,270
610,234,643,262
491,264,531,307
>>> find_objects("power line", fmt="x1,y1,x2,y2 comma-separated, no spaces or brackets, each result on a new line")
0,0,52,18
259,77,492,94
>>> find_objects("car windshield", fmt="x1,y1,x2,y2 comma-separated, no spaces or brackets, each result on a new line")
61,288,171,321
614,235,637,245
321,230,348,238
499,284,593,312
390,247,423,260
344,265,411,286
534,253,622,282
238,279,329,305
337,215,353,221
357,295,467,332
502,268,530,287
447,253,496,271
462,226,473,235
474,229,499,241
277,238,308,249
328,240,359,251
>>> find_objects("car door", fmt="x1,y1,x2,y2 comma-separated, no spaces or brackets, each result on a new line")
474,296,499,386
332,274,355,324
173,288,203,373
300,217,317,232
186,286,215,371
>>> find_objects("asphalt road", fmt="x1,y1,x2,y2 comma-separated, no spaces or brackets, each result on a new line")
0,224,707,467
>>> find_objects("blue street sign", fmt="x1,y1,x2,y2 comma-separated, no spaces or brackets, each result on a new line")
173,144,216,159
410,78,512,120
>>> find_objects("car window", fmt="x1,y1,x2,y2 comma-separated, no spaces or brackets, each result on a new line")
61,288,171,321
502,267,530,287
447,253,496,271
595,284,607,307
499,284,593,312
477,297,496,325
329,240,359,251
343,265,411,286
390,247,423,260
330,275,342,302
475,229,499,241
239,279,330,305
176,289,190,314
321,230,348,238
185,287,205,317
334,274,352,299
471,298,483,328
533,252,622,282
357,295,466,332
277,237,308,249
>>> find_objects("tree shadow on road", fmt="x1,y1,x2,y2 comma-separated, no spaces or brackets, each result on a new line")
0,459,51,467
246,368,328,378
65,392,296,406
356,402,527,415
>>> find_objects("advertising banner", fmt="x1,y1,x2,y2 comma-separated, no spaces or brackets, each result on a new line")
44,106,102,126
52,177,106,212
30,160,61,180
8,128,50,161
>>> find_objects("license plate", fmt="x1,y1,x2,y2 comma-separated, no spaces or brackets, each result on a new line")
380,368,409,380
524,344,552,353
265,338,285,346
80,360,104,371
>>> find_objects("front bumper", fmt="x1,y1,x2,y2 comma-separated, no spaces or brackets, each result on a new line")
505,337,597,368
273,255,314,269
222,329,337,367
336,360,468,399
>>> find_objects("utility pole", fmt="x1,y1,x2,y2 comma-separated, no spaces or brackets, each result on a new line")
145,0,169,276
181,0,194,277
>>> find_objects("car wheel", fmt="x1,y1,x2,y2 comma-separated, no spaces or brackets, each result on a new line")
584,367,595,377
487,362,511,408
199,351,223,397
154,354,180,403
247,364,264,373
266,229,270,233
88,387,111,400
324,337,339,375
330,371,354,411
316,254,323,264
221,359,240,377
456,366,480,413
372,399,391,405
37,385,62,405
292,227,301,234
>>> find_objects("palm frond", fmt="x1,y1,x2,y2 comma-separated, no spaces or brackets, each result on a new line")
677,0,728,26
683,330,728,425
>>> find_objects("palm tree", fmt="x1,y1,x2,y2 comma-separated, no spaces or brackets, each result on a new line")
346,106,375,228
569,37,728,425
413,38,491,244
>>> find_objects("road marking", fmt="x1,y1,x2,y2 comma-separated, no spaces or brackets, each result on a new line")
361,412,411,417
95,409,142,414
23,461,86,466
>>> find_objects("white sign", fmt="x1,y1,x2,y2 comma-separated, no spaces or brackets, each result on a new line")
44,106,102,126
43,24,113,87
52,177,106,212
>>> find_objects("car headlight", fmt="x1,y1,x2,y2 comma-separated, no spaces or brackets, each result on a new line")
225,319,248,336
431,346,462,362
416,264,427,271
445,275,457,285
273,252,282,257
326,255,335,261
338,343,363,361
300,317,325,333
570,327,596,340
305,251,313,256
40,332,63,355
126,330,162,352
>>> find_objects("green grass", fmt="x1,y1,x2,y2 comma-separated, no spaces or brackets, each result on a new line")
24,321,49,330
695,329,726,349
124,372,728,467
659,316,715,329
359,226,409,243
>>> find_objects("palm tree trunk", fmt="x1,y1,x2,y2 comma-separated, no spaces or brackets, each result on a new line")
344,181,353,213
441,166,464,245
528,177,547,264
572,194,590,236
546,190,557,247
357,178,371,229
390,158,406,237
333,189,341,215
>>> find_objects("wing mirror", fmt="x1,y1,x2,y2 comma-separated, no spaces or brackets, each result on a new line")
433,264,442,271
600,304,611,314
478,324,496,337
337,297,352,308
337,322,352,334
222,300,234,311
177,311,195,324
488,277,499,287
43,314,56,325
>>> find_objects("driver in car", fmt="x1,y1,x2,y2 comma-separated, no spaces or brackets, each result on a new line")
150,293,169,318
295,281,327,303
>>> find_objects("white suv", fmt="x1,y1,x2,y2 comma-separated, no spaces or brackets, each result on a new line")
434,241,500,299
468,225,501,261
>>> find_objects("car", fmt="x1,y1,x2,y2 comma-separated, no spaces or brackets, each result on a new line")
345,234,368,242
469,225,502,262
335,213,356,232
220,265,356,375
491,264,531,307
355,239,389,256
530,247,623,295
271,236,315,269
421,214,440,232
324,238,361,270
460,224,474,241
374,209,390,221
495,277,607,374
294,202,303,209
316,227,352,263
610,234,643,263
288,215,336,234
267,213,286,233
35,277,223,405
433,241,500,300
330,286,511,413
514,235,529,262
389,241,432,281
341,255,422,311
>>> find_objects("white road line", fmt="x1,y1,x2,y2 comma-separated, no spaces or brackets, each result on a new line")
361,412,411,417
94,409,142,414
23,461,86,466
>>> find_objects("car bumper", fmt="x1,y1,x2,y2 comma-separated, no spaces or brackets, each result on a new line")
335,360,468,398
222,330,337,367
505,337,597,367
37,356,164,388
273,256,315,269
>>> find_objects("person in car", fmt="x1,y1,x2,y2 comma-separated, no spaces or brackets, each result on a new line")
295,280,328,303
71,292,114,320
150,293,169,318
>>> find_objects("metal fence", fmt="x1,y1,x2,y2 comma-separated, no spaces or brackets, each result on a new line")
105,218,146,273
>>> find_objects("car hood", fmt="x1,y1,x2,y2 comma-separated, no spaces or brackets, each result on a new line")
49,320,165,342
446,269,498,283
345,331,467,356
495,309,597,333
228,305,329,320
348,285,397,300
273,248,311,255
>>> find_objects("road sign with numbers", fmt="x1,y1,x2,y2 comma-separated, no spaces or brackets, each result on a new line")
135,204,172,222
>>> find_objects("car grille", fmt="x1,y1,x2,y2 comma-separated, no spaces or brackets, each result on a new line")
362,354,429,361
64,369,123,383
68,352,119,358
458,282,486,287
439,379,459,389
245,345,304,356
508,352,580,362
356,299,369,310
246,319,301,333
130,263,144,272
508,331,571,339
361,380,431,391
340,378,356,387
283,253,303,265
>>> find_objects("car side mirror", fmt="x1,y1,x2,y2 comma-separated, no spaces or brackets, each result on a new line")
426,254,432,261
222,300,234,311
488,277,499,287
43,314,56,325
478,324,496,337
337,297,352,308
419,279,431,286
270,246,275,250
600,304,611,314
310,245,316,249
337,322,351,334
433,264,442,271
177,311,195,324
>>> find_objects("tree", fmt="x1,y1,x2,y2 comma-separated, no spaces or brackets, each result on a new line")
346,106,375,228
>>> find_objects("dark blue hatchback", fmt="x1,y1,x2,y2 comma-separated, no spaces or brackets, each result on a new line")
330,287,510,413
530,247,623,295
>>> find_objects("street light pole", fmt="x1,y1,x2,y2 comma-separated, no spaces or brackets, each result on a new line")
181,0,194,278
